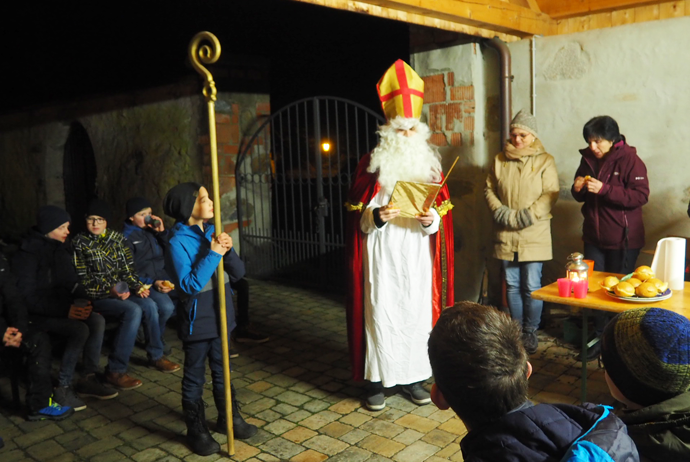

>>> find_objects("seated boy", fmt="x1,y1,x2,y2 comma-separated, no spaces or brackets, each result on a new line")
428,302,639,462
123,197,176,353
1,253,73,421
72,198,179,390
13,206,118,411
164,182,256,456
601,307,690,462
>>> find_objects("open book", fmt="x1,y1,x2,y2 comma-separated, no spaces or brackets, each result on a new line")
388,157,458,218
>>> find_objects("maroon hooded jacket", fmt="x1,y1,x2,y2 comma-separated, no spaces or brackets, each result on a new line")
571,138,649,250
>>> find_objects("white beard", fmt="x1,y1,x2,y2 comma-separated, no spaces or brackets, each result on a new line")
367,118,442,194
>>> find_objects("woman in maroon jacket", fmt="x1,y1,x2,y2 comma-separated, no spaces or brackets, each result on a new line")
571,116,650,361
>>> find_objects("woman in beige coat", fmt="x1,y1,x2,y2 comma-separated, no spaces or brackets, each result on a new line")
485,111,559,354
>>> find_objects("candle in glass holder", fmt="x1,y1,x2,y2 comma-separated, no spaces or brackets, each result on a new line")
573,279,588,299
557,278,572,297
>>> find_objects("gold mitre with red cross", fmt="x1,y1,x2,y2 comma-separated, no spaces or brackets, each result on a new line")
377,59,424,120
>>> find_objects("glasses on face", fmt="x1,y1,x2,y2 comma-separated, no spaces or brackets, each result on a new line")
86,217,105,225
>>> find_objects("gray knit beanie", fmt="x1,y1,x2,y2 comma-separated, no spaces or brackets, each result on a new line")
510,110,538,139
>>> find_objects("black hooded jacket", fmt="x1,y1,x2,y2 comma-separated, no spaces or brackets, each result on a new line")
13,229,85,317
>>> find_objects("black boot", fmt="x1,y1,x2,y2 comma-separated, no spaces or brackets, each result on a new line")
214,385,258,439
182,399,220,456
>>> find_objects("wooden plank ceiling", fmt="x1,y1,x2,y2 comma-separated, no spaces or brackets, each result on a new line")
294,0,690,41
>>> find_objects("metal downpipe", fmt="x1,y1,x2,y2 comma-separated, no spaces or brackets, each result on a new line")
485,37,512,145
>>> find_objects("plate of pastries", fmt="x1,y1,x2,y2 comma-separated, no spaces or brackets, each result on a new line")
599,266,672,302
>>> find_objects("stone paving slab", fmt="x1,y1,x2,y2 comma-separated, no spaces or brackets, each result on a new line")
0,280,618,461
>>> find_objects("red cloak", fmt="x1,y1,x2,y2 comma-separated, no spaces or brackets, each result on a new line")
344,153,455,381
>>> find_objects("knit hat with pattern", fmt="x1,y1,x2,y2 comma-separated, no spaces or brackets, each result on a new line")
601,307,690,407
510,110,538,139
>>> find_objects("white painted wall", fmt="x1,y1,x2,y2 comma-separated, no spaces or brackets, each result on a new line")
412,16,690,303
510,16,690,282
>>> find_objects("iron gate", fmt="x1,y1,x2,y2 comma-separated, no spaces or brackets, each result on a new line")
236,96,385,289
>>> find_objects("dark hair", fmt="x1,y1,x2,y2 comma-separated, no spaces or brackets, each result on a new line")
428,302,528,429
582,116,622,144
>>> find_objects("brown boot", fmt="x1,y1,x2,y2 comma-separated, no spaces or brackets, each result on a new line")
149,357,181,373
105,371,142,390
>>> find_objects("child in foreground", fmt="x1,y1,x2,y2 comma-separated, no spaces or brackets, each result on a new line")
163,182,256,456
428,302,639,462
601,307,690,462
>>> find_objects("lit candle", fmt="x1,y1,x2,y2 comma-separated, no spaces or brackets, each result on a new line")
573,279,588,299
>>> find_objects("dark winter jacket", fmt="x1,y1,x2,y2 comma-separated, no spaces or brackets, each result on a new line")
461,402,639,462
72,228,142,300
13,230,84,317
571,138,649,250
0,254,29,340
619,391,690,462
166,222,243,342
122,221,170,285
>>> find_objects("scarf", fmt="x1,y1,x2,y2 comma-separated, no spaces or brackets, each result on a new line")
504,138,544,160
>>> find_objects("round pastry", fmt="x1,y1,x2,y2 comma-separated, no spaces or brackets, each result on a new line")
646,278,668,293
601,276,620,291
636,282,659,298
626,277,642,288
633,265,655,282
614,281,635,297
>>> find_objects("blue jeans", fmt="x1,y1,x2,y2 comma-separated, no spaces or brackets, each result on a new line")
502,257,544,332
93,298,143,374
31,313,105,386
143,289,175,354
182,337,226,402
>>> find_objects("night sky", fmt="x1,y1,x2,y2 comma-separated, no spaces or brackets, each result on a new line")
1,0,410,118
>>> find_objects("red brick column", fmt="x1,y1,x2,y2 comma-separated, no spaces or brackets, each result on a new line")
422,72,475,147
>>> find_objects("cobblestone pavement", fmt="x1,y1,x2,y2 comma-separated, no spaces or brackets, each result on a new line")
0,280,616,461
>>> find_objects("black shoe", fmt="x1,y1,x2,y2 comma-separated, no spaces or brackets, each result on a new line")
182,399,220,456
401,382,431,405
234,326,269,344
214,386,258,439
580,336,602,362
229,340,239,359
365,381,386,411
522,330,539,355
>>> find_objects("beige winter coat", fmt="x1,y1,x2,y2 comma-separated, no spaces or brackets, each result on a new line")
485,139,559,262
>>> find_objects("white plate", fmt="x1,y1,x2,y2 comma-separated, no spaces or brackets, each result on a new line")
603,288,672,303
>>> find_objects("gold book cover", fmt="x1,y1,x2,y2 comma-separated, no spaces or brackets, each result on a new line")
388,181,441,218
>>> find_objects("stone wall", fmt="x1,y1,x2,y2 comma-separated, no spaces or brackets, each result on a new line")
0,87,269,248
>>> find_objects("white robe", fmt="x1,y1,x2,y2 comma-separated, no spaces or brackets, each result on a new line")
360,190,440,388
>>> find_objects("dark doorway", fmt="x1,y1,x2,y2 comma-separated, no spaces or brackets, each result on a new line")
63,122,97,234
236,96,385,291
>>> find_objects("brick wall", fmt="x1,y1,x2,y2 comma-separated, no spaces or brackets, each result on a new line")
198,95,270,240
421,72,475,148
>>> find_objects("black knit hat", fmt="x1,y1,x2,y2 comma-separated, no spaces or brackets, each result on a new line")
164,182,202,223
85,198,112,223
601,307,690,407
126,197,152,218
37,206,71,234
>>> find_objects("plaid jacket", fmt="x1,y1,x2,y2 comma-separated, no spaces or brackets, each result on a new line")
73,228,142,300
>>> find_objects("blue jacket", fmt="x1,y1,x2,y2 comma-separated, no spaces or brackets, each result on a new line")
166,222,243,342
461,402,639,462
122,221,170,285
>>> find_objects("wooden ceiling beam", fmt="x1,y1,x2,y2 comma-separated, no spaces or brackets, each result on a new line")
293,0,555,38
537,0,665,19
